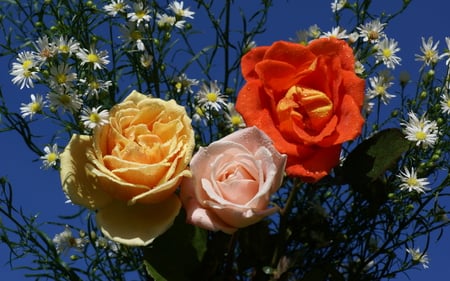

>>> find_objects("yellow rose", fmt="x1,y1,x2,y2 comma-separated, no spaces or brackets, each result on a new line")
60,90,195,246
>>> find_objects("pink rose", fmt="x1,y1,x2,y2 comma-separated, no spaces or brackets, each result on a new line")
180,127,287,234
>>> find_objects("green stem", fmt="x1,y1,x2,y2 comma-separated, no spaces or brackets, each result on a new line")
270,179,302,269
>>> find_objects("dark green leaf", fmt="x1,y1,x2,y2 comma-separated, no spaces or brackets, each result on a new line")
143,210,207,281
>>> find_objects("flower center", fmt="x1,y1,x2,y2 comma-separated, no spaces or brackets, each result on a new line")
415,131,427,140
56,73,67,84
130,30,142,41
382,48,392,58
87,53,99,63
22,60,33,69
30,102,42,113
47,152,58,163
89,113,101,123
136,10,146,19
406,177,419,187
59,45,70,53
59,94,71,105
277,85,333,133
206,92,218,102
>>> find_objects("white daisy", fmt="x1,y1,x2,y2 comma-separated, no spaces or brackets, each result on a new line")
40,143,60,169
225,103,245,129
103,0,130,17
76,47,110,70
196,81,227,112
444,37,450,66
10,51,40,89
120,23,146,51
55,36,80,55
402,111,439,148
33,35,56,64
127,2,151,26
140,52,153,68
331,0,346,13
321,26,348,39
20,94,45,120
357,19,386,43
415,37,445,66
406,247,430,269
49,64,78,90
375,37,401,69
80,106,110,129
79,78,112,98
173,73,199,94
367,75,395,104
47,91,83,113
156,13,185,29
397,166,430,193
52,226,88,255
440,92,450,114
168,1,195,19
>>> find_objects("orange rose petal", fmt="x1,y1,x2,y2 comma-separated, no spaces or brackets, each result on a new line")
241,46,270,80
341,71,365,108
60,134,114,209
263,41,316,71
321,94,365,146
96,194,181,246
255,60,299,92
308,37,356,71
285,144,341,182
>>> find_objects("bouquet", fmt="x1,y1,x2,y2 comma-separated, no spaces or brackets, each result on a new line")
0,0,448,280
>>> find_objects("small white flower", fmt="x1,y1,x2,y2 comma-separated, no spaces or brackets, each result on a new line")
80,106,110,129
308,24,321,39
225,103,245,129
331,0,346,13
76,47,110,70
33,35,56,64
444,36,450,66
20,94,45,120
55,36,80,55
127,2,151,26
367,75,395,104
10,51,40,89
120,23,146,51
173,73,199,94
168,1,195,19
52,226,88,255
415,37,445,66
79,78,112,98
40,143,60,169
357,19,386,43
196,81,227,112
440,91,450,114
406,247,430,269
156,13,185,29
321,26,348,39
49,64,78,90
397,166,430,193
103,0,130,17
402,111,439,148
47,91,83,113
375,37,401,69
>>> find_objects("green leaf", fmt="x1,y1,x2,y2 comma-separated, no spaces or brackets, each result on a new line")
143,210,207,281
342,129,411,206
343,128,411,184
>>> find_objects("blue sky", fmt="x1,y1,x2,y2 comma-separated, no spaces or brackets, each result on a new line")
1,1,449,280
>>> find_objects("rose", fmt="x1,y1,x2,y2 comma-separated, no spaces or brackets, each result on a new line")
60,90,195,246
236,38,365,182
180,126,287,234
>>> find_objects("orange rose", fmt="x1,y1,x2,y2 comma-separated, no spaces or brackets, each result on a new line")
60,90,195,246
236,38,365,182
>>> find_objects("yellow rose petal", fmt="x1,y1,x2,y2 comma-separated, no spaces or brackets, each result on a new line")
96,194,181,246
60,134,114,209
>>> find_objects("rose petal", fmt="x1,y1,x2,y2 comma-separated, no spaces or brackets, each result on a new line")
241,46,270,80
60,134,114,209
97,194,181,246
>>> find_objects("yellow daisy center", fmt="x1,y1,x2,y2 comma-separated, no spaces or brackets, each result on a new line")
89,113,101,123
30,102,42,113
136,10,146,19
56,73,67,84
59,45,70,53
47,152,58,163
87,53,99,63
382,48,392,58
22,60,33,69
230,115,242,125
206,92,218,102
415,131,427,141
406,177,419,186
59,94,71,105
